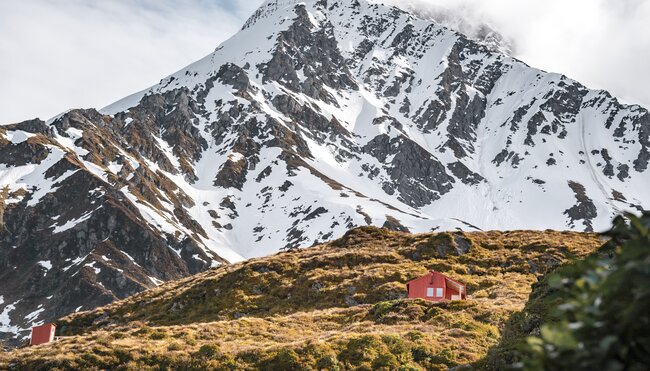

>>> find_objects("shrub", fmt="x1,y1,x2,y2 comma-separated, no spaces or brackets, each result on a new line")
133,326,152,336
381,335,411,363
372,353,400,370
370,300,397,319
167,342,183,351
148,329,168,340
263,349,304,371
412,344,435,363
522,213,650,370
338,335,385,367
197,344,222,359
404,331,425,342
301,342,339,370
110,332,126,340
315,354,340,371
411,345,455,370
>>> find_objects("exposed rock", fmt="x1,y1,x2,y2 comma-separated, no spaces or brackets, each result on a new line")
363,134,454,207
382,216,410,233
564,181,598,232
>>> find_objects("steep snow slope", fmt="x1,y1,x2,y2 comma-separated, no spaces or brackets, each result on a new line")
1,0,648,344
104,0,648,240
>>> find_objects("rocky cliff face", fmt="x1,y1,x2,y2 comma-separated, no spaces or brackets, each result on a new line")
1,0,648,344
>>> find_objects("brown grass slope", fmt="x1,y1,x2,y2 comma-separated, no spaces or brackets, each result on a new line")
0,227,604,370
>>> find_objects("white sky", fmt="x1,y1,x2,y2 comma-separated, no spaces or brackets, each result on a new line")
0,0,264,124
1,0,648,124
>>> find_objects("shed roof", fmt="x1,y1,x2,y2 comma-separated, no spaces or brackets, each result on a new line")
407,271,465,287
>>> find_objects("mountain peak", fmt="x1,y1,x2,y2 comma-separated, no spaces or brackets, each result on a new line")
1,0,648,347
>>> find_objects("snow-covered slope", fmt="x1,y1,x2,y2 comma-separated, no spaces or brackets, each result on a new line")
104,0,648,243
1,0,648,344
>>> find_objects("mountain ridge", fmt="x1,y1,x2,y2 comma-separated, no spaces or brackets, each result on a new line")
1,0,648,345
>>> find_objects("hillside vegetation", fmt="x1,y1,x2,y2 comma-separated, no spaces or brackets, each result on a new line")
0,228,604,370
481,213,650,370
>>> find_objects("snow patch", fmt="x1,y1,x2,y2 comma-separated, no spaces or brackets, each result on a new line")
4,130,36,144
85,261,101,275
25,306,45,322
37,260,52,273
52,208,100,234
0,297,19,333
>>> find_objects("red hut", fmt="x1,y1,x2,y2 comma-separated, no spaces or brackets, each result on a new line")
406,271,466,302
30,323,56,346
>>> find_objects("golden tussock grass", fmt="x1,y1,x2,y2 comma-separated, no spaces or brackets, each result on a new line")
0,227,604,370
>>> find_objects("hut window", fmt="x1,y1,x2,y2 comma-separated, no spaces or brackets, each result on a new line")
436,288,443,297
426,288,434,297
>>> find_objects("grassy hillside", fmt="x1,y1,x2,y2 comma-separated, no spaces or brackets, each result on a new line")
0,228,603,370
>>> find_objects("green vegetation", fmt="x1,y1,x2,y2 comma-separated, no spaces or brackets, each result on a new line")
0,228,604,369
480,213,650,370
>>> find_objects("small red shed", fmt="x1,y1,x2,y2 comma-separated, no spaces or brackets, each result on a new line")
406,271,467,302
30,323,56,346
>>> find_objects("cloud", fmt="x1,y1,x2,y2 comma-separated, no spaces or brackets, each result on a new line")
0,0,264,124
380,0,650,108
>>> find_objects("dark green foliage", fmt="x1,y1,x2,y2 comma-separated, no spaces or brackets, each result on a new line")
148,328,168,340
197,344,222,359
339,335,385,367
522,213,650,370
263,349,304,371
372,352,400,370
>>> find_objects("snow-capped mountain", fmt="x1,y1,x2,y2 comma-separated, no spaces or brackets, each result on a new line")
1,0,648,344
